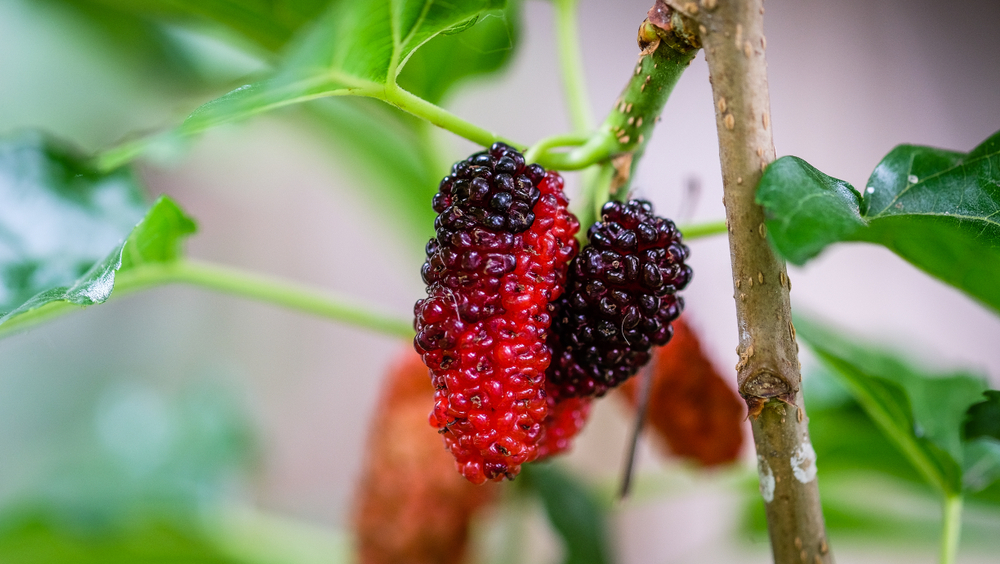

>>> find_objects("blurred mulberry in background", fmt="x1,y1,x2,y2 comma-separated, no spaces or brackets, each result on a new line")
353,348,497,564
619,315,745,466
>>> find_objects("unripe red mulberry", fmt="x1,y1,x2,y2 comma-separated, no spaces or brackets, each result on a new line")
548,199,691,399
414,143,579,484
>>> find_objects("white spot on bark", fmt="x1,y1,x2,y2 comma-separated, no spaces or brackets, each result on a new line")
790,441,818,484
758,455,775,503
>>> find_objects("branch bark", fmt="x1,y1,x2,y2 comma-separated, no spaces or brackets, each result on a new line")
662,0,833,562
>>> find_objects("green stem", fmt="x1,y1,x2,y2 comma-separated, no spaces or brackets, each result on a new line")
678,219,727,240
524,132,591,164
554,0,593,132
383,84,521,150
534,131,618,171
939,494,963,564
0,260,413,339
571,162,614,245
170,260,413,337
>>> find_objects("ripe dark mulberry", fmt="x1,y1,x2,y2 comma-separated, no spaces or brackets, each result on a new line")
547,199,691,399
414,143,579,484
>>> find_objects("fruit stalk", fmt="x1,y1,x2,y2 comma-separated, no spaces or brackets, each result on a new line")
558,4,701,234
665,0,833,562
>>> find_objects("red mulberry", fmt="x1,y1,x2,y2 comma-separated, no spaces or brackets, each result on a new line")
535,389,592,460
548,199,691,399
414,143,579,484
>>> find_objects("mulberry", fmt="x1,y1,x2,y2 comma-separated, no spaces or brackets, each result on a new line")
353,349,497,564
619,316,745,466
414,143,579,484
548,199,691,399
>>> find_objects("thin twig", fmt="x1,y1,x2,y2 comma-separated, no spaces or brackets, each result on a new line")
618,362,655,499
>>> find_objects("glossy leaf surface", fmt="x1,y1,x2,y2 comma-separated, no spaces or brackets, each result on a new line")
758,130,1000,313
0,134,195,330
397,3,519,104
0,134,147,314
795,316,990,494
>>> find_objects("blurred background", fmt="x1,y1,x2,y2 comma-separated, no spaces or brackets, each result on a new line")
1,0,999,562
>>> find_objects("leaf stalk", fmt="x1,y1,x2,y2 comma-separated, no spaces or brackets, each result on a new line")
0,260,413,340
939,494,963,564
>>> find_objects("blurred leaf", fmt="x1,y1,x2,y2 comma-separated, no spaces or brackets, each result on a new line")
807,387,926,485
757,129,1000,313
742,373,1000,542
519,464,611,564
42,0,214,87
965,390,1000,441
963,391,1000,492
67,0,330,52
0,133,147,312
795,316,989,495
0,133,196,332
964,438,1000,493
805,367,1000,505
397,1,520,104
182,0,506,136
0,506,240,564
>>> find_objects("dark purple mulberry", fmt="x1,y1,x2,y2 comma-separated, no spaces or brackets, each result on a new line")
547,199,691,399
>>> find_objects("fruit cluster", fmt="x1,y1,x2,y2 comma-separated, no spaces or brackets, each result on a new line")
414,144,691,483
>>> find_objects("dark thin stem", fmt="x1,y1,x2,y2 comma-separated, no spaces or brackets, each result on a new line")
618,363,654,499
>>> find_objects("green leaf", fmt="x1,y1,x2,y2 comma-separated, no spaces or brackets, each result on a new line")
0,507,241,564
757,130,1000,313
519,463,612,564
0,133,196,332
755,157,867,264
182,0,507,136
963,391,1000,492
807,387,927,485
964,390,1000,441
397,2,520,104
68,0,330,52
795,316,989,495
0,134,147,312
